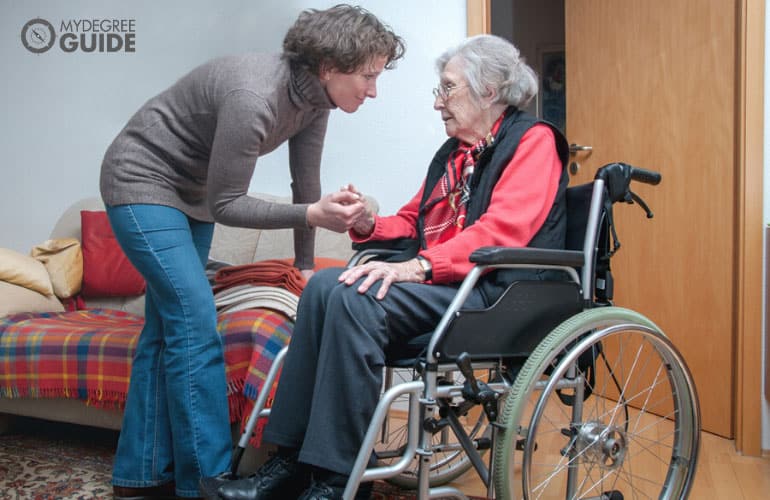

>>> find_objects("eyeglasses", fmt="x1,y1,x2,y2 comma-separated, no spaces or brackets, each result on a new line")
432,83,467,101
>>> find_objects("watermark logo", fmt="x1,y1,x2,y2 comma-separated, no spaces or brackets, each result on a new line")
21,17,136,54
21,18,56,53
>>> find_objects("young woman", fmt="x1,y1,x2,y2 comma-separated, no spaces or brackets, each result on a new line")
102,5,404,498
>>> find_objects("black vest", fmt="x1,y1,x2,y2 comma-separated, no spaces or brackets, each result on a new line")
418,108,570,303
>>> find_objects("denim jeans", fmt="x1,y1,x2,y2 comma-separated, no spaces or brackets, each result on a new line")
106,204,231,497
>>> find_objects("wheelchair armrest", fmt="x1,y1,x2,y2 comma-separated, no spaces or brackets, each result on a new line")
347,248,401,267
469,246,584,268
348,238,419,267
351,237,418,252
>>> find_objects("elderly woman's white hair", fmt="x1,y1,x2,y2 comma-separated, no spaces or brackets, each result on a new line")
436,34,538,108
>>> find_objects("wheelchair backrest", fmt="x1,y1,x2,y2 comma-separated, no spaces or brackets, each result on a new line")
566,182,614,304
429,181,613,362
565,183,593,252
423,163,655,364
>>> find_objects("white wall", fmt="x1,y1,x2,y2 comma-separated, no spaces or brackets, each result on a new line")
0,0,466,253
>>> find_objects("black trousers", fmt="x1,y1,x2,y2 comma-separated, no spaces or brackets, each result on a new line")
261,267,486,475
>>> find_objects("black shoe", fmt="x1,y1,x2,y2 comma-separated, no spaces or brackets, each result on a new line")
299,481,374,500
297,480,344,500
298,468,371,500
198,472,238,499
216,454,305,500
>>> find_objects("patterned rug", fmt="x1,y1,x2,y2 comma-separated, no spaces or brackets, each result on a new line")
0,418,483,499
0,418,115,499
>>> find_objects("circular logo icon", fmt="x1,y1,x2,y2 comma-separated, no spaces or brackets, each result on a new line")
21,18,56,53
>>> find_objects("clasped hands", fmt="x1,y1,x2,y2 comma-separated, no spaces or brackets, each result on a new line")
306,183,374,234
305,184,427,299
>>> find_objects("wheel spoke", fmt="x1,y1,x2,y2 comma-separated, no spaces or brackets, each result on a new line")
494,308,700,500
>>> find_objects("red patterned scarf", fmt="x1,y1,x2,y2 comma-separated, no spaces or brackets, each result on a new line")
423,113,505,246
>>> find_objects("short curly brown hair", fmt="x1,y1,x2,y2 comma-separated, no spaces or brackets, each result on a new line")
282,4,405,75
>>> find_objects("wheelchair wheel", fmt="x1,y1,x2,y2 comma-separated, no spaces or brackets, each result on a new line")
375,366,503,488
493,307,700,499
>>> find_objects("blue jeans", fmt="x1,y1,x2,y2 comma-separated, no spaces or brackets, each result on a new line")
106,204,231,497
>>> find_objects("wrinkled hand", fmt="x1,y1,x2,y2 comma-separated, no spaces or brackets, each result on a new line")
337,258,425,300
351,210,375,236
341,184,375,236
306,190,366,232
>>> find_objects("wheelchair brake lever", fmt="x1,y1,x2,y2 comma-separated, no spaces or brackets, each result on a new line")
630,191,654,219
456,352,501,422
456,353,481,396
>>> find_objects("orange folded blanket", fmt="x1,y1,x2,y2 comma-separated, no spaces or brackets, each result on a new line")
213,259,306,296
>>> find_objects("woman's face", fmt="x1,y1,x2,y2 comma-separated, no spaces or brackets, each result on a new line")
434,56,484,143
321,55,388,113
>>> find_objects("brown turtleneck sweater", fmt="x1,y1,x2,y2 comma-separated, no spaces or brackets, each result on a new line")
99,53,335,269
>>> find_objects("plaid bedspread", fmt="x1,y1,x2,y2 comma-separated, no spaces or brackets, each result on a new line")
219,308,292,447
216,308,292,440
0,308,293,430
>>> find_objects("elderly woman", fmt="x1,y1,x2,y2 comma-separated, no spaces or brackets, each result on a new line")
202,34,568,500
104,5,404,499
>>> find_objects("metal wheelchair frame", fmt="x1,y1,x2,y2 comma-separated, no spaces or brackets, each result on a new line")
230,163,700,500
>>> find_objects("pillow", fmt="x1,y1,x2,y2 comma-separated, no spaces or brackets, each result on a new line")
80,210,146,297
30,238,83,299
0,247,54,296
0,280,64,317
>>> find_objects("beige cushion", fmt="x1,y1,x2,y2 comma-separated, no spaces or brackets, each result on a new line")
210,224,261,266
0,280,64,317
0,248,54,296
30,238,83,299
84,295,145,317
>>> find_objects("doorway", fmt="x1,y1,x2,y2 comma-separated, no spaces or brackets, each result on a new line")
480,0,764,453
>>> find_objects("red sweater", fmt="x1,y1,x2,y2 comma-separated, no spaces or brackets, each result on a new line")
352,124,562,284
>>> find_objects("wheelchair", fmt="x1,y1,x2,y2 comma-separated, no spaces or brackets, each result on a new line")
230,162,700,499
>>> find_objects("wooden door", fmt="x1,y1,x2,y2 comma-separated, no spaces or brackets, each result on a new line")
564,0,735,437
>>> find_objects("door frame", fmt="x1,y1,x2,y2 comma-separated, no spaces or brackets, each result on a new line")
466,0,765,455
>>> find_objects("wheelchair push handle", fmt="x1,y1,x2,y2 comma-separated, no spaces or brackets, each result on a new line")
629,166,661,186
595,162,661,189
596,162,661,218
